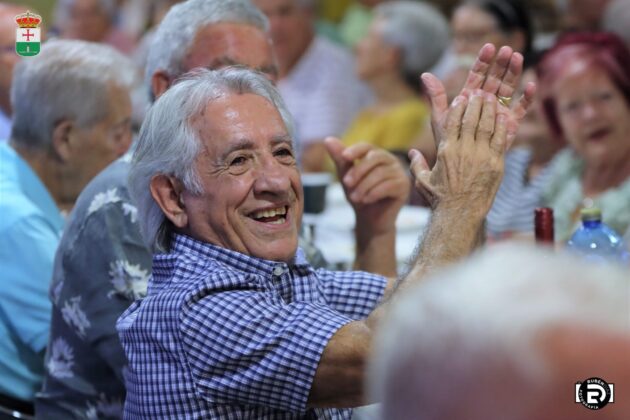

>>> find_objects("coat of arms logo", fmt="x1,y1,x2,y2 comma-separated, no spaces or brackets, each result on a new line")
15,11,42,57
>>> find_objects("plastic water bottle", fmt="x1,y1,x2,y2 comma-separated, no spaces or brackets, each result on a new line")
566,207,630,265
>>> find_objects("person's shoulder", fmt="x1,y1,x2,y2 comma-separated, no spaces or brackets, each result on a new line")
388,99,429,120
157,248,264,296
0,185,47,234
545,148,581,185
70,157,133,222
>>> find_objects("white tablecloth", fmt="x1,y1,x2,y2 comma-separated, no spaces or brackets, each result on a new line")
302,183,430,272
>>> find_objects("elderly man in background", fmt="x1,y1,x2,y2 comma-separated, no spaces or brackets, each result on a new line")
117,33,534,415
370,244,630,420
54,0,136,55
253,0,372,172
0,3,29,142
36,1,281,418
0,39,134,417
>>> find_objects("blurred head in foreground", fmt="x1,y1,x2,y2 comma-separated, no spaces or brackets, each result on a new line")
370,244,630,420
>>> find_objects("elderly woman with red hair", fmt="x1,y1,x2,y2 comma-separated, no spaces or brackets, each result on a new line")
539,32,630,241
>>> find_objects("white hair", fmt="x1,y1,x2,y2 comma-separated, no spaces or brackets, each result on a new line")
128,67,294,253
603,0,630,47
10,39,135,150
145,0,268,93
374,1,450,83
369,244,630,420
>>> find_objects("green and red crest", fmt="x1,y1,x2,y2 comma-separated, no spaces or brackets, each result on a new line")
15,11,42,57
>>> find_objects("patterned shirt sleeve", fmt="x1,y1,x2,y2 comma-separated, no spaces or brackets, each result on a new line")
315,269,386,320
54,189,151,380
179,282,353,413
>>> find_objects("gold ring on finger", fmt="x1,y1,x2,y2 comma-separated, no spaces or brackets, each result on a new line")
497,95,512,107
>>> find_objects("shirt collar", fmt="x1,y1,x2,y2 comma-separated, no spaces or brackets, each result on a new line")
169,233,312,278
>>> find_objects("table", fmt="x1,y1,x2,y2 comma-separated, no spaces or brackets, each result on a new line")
302,183,430,272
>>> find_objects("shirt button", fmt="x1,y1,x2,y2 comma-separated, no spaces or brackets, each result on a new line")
273,265,285,276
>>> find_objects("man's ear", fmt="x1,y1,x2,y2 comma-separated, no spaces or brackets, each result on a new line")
150,174,188,229
151,70,171,100
51,119,74,163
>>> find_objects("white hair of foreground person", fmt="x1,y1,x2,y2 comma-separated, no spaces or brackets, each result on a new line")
145,0,268,96
369,244,630,420
10,39,135,150
128,67,294,253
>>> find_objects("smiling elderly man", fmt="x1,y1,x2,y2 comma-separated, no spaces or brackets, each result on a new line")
117,42,534,417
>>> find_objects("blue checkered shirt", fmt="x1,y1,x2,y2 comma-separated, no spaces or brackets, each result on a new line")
117,234,386,419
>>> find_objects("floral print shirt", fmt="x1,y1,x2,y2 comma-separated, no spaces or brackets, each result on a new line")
36,156,150,419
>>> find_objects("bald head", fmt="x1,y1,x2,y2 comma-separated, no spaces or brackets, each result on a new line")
145,0,276,100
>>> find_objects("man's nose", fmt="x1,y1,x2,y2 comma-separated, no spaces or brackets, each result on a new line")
253,157,291,195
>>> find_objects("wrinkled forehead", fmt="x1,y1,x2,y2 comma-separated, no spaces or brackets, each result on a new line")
183,22,277,80
191,92,291,155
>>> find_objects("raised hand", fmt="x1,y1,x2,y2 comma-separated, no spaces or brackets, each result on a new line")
325,137,409,276
325,138,410,234
410,90,508,218
423,43,536,149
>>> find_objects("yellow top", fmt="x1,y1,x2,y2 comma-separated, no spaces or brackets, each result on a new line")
341,98,429,151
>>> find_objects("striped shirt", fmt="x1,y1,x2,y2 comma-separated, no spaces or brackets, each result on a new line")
487,148,558,239
117,234,386,419
278,36,372,154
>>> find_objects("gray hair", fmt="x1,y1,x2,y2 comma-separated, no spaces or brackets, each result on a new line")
129,67,294,253
55,0,117,22
10,39,135,150
603,0,630,47
370,244,629,420
374,1,450,83
145,0,268,90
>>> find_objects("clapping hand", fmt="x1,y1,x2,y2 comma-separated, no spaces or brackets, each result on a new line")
325,138,409,236
424,44,536,149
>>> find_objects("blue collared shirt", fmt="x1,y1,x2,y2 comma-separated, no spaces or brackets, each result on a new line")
0,143,64,401
117,234,386,419
0,109,11,144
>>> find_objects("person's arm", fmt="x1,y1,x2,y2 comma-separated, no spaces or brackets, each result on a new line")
80,204,151,381
0,215,59,354
308,89,511,408
307,44,535,408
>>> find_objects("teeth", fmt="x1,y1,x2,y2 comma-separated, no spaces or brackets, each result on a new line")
268,217,286,225
252,206,286,219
